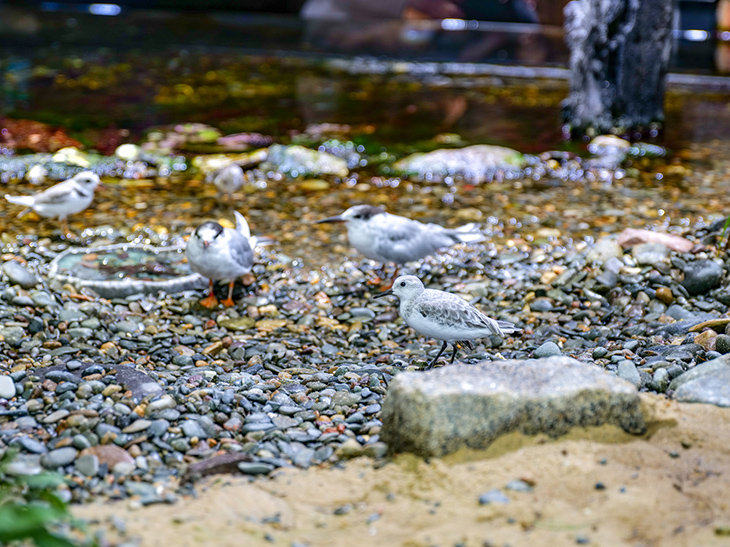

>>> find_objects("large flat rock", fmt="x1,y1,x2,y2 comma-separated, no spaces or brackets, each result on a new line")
380,357,646,457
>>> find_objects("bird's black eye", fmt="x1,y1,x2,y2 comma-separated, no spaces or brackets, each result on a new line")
354,214,360,219
400,281,406,287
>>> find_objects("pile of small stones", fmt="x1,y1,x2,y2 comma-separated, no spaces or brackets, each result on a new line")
0,213,729,505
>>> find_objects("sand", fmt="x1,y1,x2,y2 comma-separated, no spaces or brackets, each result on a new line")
75,395,730,547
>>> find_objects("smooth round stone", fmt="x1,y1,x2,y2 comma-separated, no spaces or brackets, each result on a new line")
145,396,177,414
31,291,56,308
0,327,24,347
618,360,642,387
148,419,171,437
715,335,730,355
3,260,39,289
67,328,93,340
592,347,609,359
66,360,84,371
15,436,48,454
181,420,208,439
170,438,190,452
478,489,510,505
5,458,42,476
59,309,87,322
0,375,16,399
529,298,554,312
237,461,274,475
41,447,78,469
43,409,70,424
534,341,561,358
123,419,152,434
72,434,93,450
115,320,140,334
75,454,100,477
14,416,38,429
681,260,723,296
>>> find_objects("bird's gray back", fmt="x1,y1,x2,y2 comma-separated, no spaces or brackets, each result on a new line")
415,289,503,335
228,230,254,270
371,214,456,264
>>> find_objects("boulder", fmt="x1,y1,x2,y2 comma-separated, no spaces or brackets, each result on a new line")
380,357,645,457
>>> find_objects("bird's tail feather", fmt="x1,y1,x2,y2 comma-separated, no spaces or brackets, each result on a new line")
497,320,520,334
233,211,251,239
449,223,486,243
248,235,275,250
5,194,34,208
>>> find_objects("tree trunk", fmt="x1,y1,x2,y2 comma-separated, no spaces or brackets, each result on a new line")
561,0,676,137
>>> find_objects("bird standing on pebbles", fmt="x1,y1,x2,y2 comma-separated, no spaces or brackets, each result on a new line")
186,211,255,308
4,171,101,237
315,205,485,279
375,275,519,369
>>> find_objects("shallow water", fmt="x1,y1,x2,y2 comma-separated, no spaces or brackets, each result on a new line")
2,52,730,277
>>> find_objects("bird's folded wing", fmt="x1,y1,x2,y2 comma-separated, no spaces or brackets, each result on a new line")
417,298,503,335
32,183,78,204
373,218,452,263
228,232,254,267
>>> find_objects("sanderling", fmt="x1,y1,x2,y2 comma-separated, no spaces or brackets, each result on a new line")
5,171,101,237
315,205,484,276
374,275,519,368
211,163,244,197
185,210,255,308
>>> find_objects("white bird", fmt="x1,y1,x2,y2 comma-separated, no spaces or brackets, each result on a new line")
211,163,244,197
185,211,255,308
315,205,485,276
374,275,519,369
5,171,101,237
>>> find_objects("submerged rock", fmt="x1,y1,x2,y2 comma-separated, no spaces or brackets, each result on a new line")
392,144,526,182
263,144,349,177
380,357,645,457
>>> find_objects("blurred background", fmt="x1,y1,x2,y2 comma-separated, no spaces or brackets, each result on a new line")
0,0,727,71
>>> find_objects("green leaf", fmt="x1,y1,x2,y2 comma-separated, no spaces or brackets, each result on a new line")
722,214,730,243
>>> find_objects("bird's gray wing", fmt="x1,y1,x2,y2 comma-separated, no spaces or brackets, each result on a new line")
372,216,453,264
32,182,80,204
228,231,254,269
416,296,504,335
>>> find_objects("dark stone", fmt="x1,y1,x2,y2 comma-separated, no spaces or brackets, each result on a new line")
180,452,253,483
681,260,723,296
562,0,676,135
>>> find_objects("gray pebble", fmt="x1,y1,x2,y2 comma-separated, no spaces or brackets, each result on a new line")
2,260,39,289
534,341,561,358
41,447,78,469
0,375,16,399
478,489,510,505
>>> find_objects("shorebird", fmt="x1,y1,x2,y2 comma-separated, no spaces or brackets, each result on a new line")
375,275,519,368
5,171,101,237
185,211,255,308
315,205,485,278
210,163,244,197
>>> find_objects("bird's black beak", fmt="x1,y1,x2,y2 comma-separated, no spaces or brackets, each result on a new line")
314,215,345,224
373,288,393,299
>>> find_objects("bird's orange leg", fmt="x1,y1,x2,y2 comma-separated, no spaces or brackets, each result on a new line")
60,218,78,240
221,281,236,307
199,279,219,308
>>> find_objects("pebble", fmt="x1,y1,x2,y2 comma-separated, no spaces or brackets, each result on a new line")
534,341,561,358
41,447,78,469
681,260,723,296
2,260,39,288
0,375,16,399
617,360,641,388
478,489,510,505
75,454,100,476
238,462,275,475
